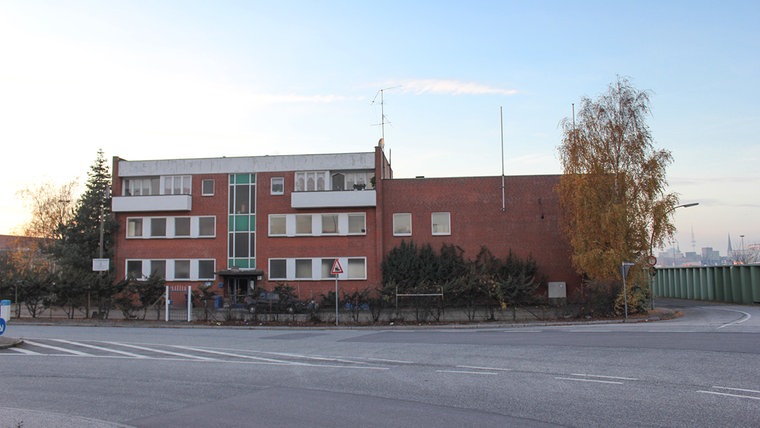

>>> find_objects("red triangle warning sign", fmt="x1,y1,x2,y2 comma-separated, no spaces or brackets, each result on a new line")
331,259,344,275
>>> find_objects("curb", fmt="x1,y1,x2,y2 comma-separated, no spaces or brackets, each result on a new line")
0,336,23,349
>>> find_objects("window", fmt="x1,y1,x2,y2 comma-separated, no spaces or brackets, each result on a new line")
347,258,366,279
269,259,287,280
174,260,190,279
269,215,286,236
150,218,167,237
321,259,336,279
175,217,191,237
295,215,312,234
198,260,215,280
164,175,191,195
271,177,284,195
348,214,366,234
295,171,328,191
127,218,143,237
126,260,143,279
431,212,451,235
199,217,215,237
202,179,214,196
321,214,339,234
150,260,166,279
393,213,412,236
124,177,159,196
295,259,312,279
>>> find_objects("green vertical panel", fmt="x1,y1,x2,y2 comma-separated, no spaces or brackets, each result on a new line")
712,267,722,302
722,267,732,303
740,266,753,305
249,214,256,231
699,268,708,300
730,267,742,304
235,174,250,184
662,269,670,298
687,268,696,300
705,267,715,301
668,269,675,297
250,173,256,184
228,216,234,232
232,258,249,269
751,266,760,304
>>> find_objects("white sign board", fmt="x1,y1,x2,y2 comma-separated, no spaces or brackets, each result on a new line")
92,258,110,272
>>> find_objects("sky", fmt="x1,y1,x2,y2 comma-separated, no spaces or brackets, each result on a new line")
0,1,758,255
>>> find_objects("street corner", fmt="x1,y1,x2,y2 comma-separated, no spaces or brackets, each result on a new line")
0,336,24,349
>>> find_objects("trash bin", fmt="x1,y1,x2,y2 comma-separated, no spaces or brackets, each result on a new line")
0,300,10,321
214,295,223,309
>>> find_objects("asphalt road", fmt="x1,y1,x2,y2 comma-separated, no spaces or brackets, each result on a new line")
1,299,759,427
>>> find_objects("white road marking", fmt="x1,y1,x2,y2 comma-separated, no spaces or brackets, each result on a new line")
715,309,752,329
8,347,41,355
103,341,219,361
457,365,512,372
555,376,623,385
570,373,638,381
50,339,147,358
697,390,760,401
23,340,93,356
437,370,497,375
712,386,760,395
169,345,302,365
365,357,414,364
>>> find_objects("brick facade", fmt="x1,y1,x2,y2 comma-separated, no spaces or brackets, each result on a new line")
111,145,579,305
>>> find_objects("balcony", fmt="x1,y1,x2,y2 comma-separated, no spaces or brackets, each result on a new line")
111,195,192,212
291,190,376,209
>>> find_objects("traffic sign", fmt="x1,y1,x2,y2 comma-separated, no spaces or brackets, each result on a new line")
0,318,6,336
331,259,344,275
647,255,657,267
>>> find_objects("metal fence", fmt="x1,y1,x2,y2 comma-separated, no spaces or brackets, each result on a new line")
654,264,760,304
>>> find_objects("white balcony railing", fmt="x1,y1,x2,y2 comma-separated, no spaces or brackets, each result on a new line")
111,195,192,212
291,190,376,209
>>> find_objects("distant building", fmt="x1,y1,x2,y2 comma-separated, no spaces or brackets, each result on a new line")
110,144,580,306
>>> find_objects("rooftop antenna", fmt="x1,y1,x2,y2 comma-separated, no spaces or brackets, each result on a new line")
371,86,401,142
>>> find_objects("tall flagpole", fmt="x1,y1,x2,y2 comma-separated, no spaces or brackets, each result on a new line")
500,106,505,212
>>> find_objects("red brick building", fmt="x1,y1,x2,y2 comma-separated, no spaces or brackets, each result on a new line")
111,144,579,306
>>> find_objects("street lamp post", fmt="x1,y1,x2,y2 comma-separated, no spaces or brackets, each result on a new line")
649,202,698,309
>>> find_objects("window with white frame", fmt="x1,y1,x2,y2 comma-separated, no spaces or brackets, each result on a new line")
164,175,191,195
321,214,339,234
348,214,366,234
269,259,287,280
198,217,215,237
347,258,366,279
174,217,191,237
393,213,412,236
295,259,312,279
126,260,143,279
269,215,286,236
295,171,329,191
150,260,166,279
271,177,284,195
124,177,159,196
127,218,143,237
431,212,451,236
198,260,215,280
321,259,336,279
174,260,191,279
150,218,167,237
295,214,312,234
202,179,215,196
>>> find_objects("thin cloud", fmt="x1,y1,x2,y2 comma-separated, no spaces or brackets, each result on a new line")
395,79,518,96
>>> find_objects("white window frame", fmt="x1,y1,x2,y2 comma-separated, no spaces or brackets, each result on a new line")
201,179,215,196
269,259,287,280
126,218,143,238
271,177,284,195
269,215,287,236
393,213,412,236
431,212,451,236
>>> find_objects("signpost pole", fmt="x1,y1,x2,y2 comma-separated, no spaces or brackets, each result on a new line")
331,258,343,326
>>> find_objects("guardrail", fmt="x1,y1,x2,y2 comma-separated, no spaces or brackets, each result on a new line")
654,264,760,304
